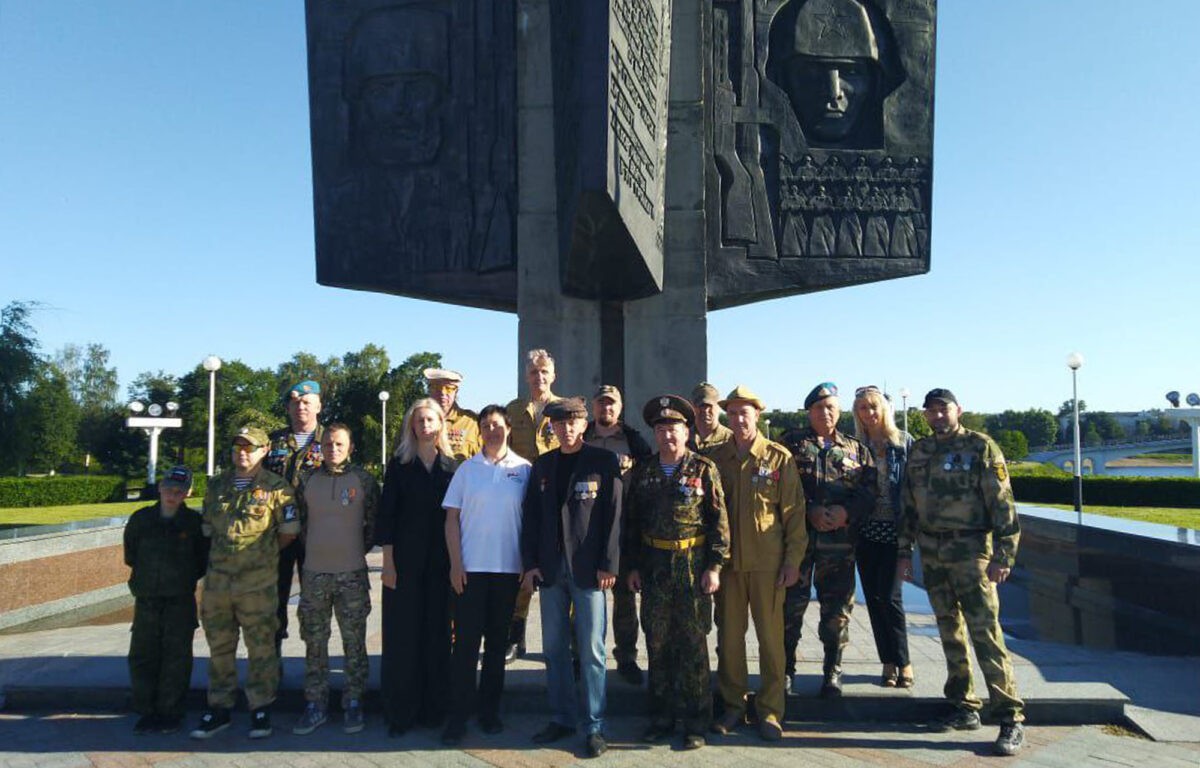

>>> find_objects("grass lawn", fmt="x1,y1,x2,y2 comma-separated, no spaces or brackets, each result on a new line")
1032,502,1200,530
0,500,147,528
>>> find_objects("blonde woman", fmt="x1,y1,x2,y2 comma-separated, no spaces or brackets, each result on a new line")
376,398,457,736
852,386,914,688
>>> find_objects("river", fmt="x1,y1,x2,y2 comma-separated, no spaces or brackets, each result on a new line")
1102,465,1195,477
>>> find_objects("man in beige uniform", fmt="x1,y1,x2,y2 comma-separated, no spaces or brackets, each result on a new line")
708,386,806,741
425,368,481,462
504,348,560,660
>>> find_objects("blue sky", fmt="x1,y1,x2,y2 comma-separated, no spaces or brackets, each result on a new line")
2,1,1198,417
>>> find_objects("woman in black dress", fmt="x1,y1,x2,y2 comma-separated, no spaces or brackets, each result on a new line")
376,397,457,735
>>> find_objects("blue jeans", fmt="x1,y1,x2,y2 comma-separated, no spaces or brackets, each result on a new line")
539,560,608,735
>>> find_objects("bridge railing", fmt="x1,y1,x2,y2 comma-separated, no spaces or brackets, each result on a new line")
1027,434,1190,454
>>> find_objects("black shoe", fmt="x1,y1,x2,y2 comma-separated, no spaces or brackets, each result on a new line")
248,708,272,739
820,666,843,698
930,709,982,732
441,720,466,746
133,715,157,734
531,722,576,744
617,660,644,686
682,733,706,750
994,722,1025,755
641,720,674,743
585,733,608,758
157,715,183,734
189,709,231,740
479,714,504,734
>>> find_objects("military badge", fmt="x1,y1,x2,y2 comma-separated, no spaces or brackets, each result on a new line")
283,504,298,521
995,461,1008,482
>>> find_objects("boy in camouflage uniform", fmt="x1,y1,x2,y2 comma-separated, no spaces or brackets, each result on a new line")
124,465,209,734
624,395,729,750
191,426,300,741
780,382,876,697
291,423,380,735
897,389,1025,756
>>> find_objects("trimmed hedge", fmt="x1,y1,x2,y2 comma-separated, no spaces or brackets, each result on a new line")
1012,475,1200,509
0,475,127,508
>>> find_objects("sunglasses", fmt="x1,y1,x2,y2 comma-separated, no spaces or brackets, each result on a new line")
855,385,882,398
231,443,259,453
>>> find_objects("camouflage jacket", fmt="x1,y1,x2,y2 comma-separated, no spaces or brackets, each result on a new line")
124,503,208,598
264,424,326,487
689,423,733,454
898,426,1020,567
780,427,877,528
202,467,300,591
622,451,730,574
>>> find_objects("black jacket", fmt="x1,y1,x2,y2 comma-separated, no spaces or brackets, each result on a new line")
376,454,456,577
521,444,622,589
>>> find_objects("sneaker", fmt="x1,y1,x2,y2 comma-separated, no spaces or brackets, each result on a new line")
189,709,231,740
994,722,1025,756
930,709,982,732
292,702,327,735
343,700,365,734
248,708,272,739
157,715,183,734
585,732,608,758
133,714,157,734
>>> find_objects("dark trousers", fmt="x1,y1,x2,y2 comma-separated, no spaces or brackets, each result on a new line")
449,572,521,724
381,570,451,729
856,538,910,667
276,538,304,648
129,596,197,719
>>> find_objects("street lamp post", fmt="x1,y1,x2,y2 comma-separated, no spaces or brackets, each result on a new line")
1067,352,1085,521
202,355,222,477
379,390,391,468
126,401,182,498
898,387,910,457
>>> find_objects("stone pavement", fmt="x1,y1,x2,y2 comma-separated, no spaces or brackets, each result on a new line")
1,551,1198,761
1,712,1199,768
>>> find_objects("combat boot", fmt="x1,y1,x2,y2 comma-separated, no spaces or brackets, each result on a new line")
820,648,843,698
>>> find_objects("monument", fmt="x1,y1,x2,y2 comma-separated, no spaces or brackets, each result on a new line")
304,0,937,408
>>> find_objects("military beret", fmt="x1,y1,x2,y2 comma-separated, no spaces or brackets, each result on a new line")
233,425,270,447
690,382,721,406
159,464,193,490
545,397,588,421
804,381,839,410
289,380,321,398
719,384,766,411
923,388,958,408
593,384,622,403
643,394,694,428
423,368,463,385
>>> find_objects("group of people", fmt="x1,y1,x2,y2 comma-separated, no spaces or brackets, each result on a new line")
122,348,1027,757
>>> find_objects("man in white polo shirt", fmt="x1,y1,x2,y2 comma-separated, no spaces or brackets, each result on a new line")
441,404,532,744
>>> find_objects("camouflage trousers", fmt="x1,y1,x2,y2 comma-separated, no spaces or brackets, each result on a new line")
129,595,197,719
785,531,857,672
612,570,640,664
299,568,372,706
640,548,713,735
919,530,1024,723
200,580,279,710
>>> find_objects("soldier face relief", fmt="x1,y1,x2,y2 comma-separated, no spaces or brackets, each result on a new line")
783,57,877,144
356,73,444,167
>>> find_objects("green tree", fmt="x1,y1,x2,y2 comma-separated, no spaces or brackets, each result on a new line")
960,411,987,432
15,364,80,474
902,408,932,439
0,301,43,473
986,408,1058,447
994,429,1029,461
55,343,121,472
